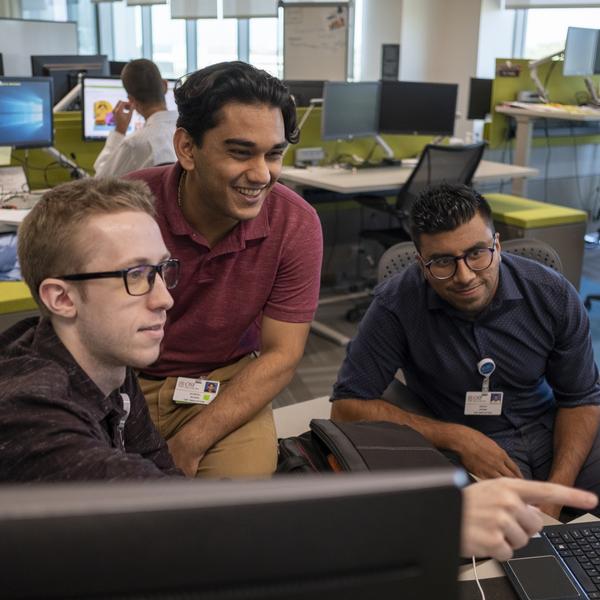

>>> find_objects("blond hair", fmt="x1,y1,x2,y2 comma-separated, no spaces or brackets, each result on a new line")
18,178,155,314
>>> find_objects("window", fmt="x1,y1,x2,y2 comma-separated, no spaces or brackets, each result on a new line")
112,2,143,61
151,3,187,78
21,0,68,20
197,18,238,68
523,8,600,59
249,17,279,76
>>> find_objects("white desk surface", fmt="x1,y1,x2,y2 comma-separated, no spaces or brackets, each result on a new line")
280,160,539,195
496,103,600,122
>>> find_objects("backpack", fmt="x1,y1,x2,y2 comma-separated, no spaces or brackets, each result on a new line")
276,419,452,474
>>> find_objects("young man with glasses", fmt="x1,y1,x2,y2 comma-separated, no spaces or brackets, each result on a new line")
331,183,600,518
0,178,183,480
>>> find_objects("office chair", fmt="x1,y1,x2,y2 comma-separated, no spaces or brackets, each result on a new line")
375,237,563,417
358,142,487,248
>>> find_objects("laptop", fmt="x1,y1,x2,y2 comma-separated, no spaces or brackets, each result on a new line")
504,521,600,599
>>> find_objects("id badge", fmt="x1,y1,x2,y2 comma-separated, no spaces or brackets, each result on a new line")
464,391,503,416
173,377,220,405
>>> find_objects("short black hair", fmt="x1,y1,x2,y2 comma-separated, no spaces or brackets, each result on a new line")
121,59,165,106
409,183,494,250
174,61,299,147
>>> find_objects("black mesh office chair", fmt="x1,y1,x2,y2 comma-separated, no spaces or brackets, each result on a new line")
358,142,487,248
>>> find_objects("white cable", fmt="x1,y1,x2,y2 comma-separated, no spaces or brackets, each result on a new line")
472,556,486,600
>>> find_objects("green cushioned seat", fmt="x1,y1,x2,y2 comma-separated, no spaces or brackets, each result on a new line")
486,193,587,229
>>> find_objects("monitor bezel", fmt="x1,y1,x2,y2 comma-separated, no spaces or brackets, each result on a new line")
378,80,458,137
321,80,381,141
0,470,464,600
0,76,54,149
81,74,177,142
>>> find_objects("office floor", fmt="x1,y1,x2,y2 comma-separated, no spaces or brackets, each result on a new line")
273,241,600,409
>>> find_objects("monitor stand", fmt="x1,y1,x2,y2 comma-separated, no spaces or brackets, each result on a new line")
584,77,600,106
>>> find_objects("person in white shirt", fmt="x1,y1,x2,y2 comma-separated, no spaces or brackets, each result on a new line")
93,59,178,178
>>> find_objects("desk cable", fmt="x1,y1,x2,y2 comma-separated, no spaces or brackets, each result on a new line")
471,556,486,600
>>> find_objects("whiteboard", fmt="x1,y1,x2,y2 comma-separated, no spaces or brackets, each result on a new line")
0,19,78,76
283,3,348,81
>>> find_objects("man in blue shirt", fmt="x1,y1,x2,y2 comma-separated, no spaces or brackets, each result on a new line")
331,183,600,518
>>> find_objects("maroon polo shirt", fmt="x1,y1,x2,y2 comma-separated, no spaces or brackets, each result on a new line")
127,163,323,378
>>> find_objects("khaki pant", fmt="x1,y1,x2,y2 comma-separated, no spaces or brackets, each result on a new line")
139,355,277,479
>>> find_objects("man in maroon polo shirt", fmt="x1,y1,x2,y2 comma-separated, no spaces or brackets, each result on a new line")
127,61,323,479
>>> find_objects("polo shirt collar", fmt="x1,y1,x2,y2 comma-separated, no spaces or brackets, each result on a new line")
426,259,523,315
163,162,270,252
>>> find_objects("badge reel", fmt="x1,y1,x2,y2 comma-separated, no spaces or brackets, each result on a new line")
464,358,503,416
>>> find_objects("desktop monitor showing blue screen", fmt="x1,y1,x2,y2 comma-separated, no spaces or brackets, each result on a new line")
378,81,458,137
563,27,600,76
81,76,177,141
0,471,463,600
0,77,53,149
321,81,380,140
30,54,109,104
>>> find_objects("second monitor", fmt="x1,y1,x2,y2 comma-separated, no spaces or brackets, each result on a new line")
379,81,458,137
81,76,177,141
321,81,380,141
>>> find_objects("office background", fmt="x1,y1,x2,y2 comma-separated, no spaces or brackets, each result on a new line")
2,0,600,405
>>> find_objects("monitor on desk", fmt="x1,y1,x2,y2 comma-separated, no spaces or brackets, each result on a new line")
109,60,128,76
30,54,109,105
284,79,325,107
81,76,177,141
0,77,53,149
0,54,4,77
467,78,493,120
321,81,380,140
563,27,600,77
378,80,458,137
0,470,464,600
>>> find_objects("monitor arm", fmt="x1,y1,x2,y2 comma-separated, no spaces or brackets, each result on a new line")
43,146,88,179
528,49,564,103
374,134,394,159
584,77,600,106
283,97,323,159
53,82,81,112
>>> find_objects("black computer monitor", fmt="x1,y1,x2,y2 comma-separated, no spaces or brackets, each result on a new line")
0,77,53,149
30,54,109,104
81,76,178,141
0,53,4,77
467,78,493,120
0,470,463,599
378,81,458,137
109,60,128,76
321,81,381,141
283,80,325,107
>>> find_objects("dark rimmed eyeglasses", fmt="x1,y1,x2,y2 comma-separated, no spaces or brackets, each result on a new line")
423,241,497,280
56,258,180,297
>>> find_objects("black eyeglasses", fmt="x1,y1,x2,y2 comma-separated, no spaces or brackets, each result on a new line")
423,241,497,280
57,258,180,296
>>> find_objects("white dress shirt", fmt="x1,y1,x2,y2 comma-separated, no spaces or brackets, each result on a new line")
93,110,178,178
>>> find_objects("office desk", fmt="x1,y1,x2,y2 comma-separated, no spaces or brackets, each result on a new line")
281,160,539,196
281,160,539,346
495,103,600,196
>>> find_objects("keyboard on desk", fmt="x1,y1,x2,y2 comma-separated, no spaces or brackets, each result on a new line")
546,523,600,598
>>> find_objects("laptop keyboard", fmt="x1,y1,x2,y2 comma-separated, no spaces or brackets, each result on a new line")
546,524,600,598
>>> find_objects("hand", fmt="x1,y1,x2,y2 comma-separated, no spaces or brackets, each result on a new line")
461,478,598,560
166,427,205,478
113,100,133,135
455,427,524,479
